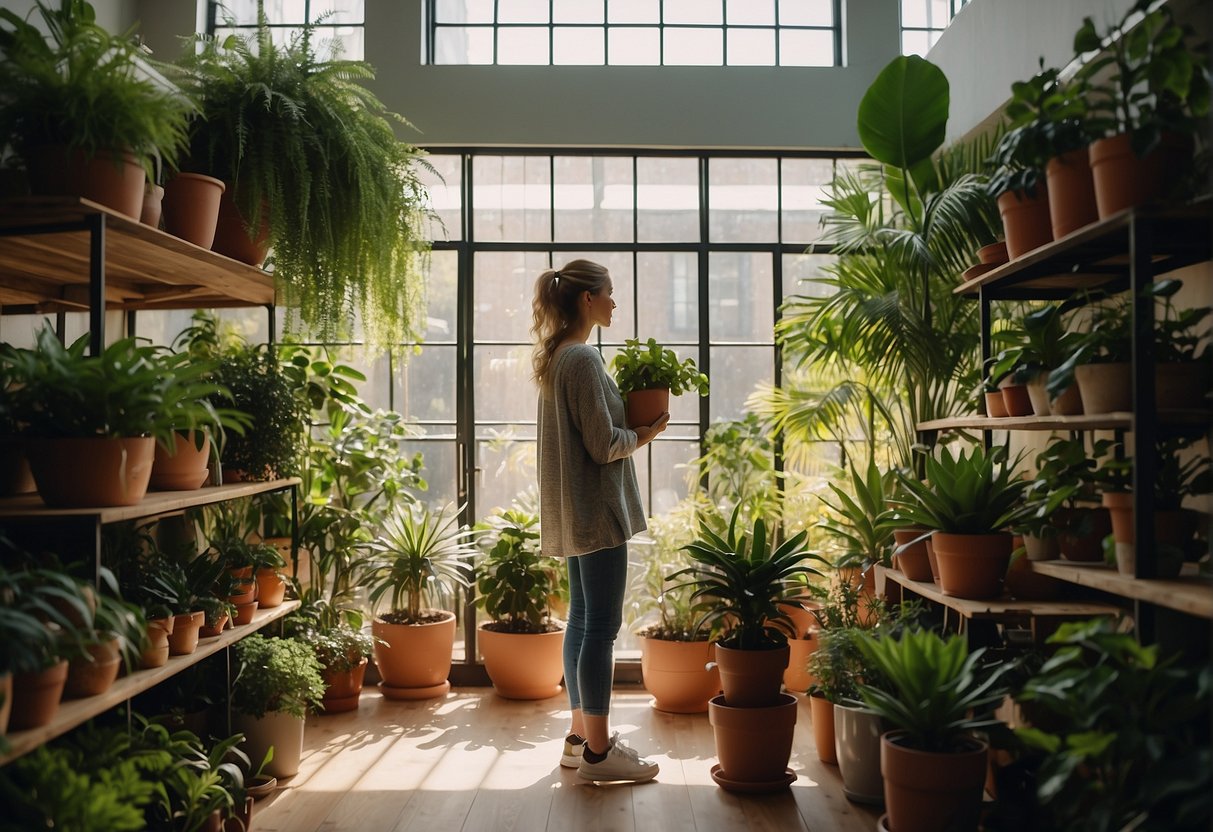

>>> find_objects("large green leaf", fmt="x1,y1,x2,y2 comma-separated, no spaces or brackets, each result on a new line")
857,55,950,171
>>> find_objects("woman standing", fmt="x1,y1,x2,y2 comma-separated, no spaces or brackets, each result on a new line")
532,259,669,783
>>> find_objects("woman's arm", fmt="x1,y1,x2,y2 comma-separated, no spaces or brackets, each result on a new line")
565,349,667,463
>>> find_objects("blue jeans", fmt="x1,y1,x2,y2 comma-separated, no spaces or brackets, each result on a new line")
563,543,627,716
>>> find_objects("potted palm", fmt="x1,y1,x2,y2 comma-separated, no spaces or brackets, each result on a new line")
895,445,1035,599
670,508,826,792
231,634,324,779
363,502,476,700
610,337,709,428
854,628,1011,832
473,507,565,700
0,0,193,219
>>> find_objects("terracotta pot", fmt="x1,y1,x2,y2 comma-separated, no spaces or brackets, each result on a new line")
27,146,144,219
247,775,277,800
168,611,205,655
199,614,229,638
212,187,271,266
162,173,225,249
1028,373,1084,416
641,636,720,714
233,601,258,625
0,672,11,736
714,642,789,708
141,616,175,668
835,704,885,805
1156,361,1212,410
809,692,837,764
924,537,940,585
1000,384,1033,417
892,528,932,582
1025,376,1052,416
1004,555,1064,601
1022,531,1060,561
881,732,987,832
223,796,254,832
0,437,36,497
1089,132,1190,219
976,241,1008,266
141,183,164,228
709,692,798,788
1074,363,1131,414
320,656,368,714
932,532,1012,599
235,710,306,779
255,568,287,608
373,612,457,699
25,436,155,507
784,630,819,695
478,624,565,700
9,659,69,731
781,597,821,639
1054,507,1112,563
1051,382,1083,415
150,431,211,491
1103,492,1197,579
984,391,1009,419
625,387,670,429
997,186,1053,259
64,637,122,699
228,566,256,606
1046,147,1099,238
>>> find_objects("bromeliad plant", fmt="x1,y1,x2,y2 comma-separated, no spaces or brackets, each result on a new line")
669,507,827,651
611,337,710,397
474,507,562,634
895,444,1035,535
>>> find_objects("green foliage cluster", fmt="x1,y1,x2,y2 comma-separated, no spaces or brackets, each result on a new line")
895,445,1034,535
690,414,781,530
474,507,562,634
310,625,375,674
232,634,325,719
818,456,898,571
611,337,709,397
629,495,713,642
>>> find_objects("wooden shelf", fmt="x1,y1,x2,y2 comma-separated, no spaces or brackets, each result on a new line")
0,478,301,525
917,410,1211,433
1030,561,1212,620
954,203,1211,299
878,566,1121,621
0,197,276,312
0,600,300,767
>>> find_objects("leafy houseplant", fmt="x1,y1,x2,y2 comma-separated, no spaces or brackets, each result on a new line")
1024,435,1117,563
690,414,781,530
0,0,194,218
232,634,324,779
610,337,709,427
173,9,433,351
990,303,1084,414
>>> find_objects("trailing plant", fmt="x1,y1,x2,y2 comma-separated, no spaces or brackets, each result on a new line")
895,444,1034,534
474,507,562,634
669,507,827,650
610,337,709,397
173,7,434,351
231,634,324,719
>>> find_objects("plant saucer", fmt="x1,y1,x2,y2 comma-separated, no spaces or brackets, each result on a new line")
709,763,796,793
960,261,998,283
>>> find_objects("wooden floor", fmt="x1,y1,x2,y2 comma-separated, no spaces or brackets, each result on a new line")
253,686,882,832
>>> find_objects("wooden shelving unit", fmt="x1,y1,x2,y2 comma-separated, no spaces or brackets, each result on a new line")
0,600,299,767
0,479,301,524
1029,561,1212,620
917,410,1210,433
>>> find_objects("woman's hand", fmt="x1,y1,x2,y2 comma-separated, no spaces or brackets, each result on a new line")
633,412,671,448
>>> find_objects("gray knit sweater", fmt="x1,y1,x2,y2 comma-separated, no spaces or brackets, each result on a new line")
537,344,647,557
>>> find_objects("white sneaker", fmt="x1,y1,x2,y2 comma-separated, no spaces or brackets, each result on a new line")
577,732,659,783
561,734,585,768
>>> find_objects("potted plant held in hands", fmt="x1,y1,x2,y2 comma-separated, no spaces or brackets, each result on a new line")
474,507,566,700
232,634,324,779
611,337,709,428
363,502,477,700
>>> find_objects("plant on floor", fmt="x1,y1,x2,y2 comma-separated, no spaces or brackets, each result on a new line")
629,496,713,641
610,337,710,397
232,634,325,720
474,507,561,634
309,625,375,675
173,6,434,351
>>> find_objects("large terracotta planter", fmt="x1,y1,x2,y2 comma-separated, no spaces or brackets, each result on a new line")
255,567,287,608
784,630,820,694
162,173,225,249
997,186,1053,259
27,146,144,219
1089,132,1189,219
1074,363,1131,414
373,612,457,699
141,616,175,668
9,659,69,731
892,528,932,582
835,703,885,805
625,387,669,429
1046,147,1099,238
25,436,155,507
150,431,211,491
708,693,798,792
0,437,36,497
478,624,565,700
168,611,205,656
212,188,271,266
809,692,837,764
320,657,368,714
1055,507,1112,563
932,532,1013,600
235,710,306,779
714,642,789,708
881,732,987,832
1103,492,1197,578
641,636,720,713
64,637,122,699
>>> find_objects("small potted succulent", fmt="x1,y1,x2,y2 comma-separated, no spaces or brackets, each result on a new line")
610,337,709,428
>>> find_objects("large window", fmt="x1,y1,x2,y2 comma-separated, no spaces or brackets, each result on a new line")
900,0,968,56
208,0,366,59
427,0,841,66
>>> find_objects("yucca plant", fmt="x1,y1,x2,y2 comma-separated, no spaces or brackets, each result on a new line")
363,503,476,624
669,507,827,651
895,444,1034,535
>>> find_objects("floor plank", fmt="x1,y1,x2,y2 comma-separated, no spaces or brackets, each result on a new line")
253,687,882,832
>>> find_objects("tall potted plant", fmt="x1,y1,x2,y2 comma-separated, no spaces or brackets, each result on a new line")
610,337,709,428
231,634,324,779
363,502,476,700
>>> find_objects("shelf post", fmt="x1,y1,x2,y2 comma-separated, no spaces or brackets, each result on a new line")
980,288,993,450
1129,214,1157,582
86,212,106,355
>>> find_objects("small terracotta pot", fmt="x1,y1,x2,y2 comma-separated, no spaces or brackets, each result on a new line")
199,614,229,638
1089,132,1190,219
976,241,1008,265
25,436,155,508
1004,555,1064,601
373,612,457,699
320,657,369,714
984,391,1009,419
9,659,69,731
1025,375,1052,417
1046,147,1099,238
932,532,1012,599
714,642,789,708
1028,373,1084,416
223,796,255,832
1000,384,1033,417
997,186,1053,259
478,624,565,700
162,172,225,249
150,431,211,491
255,568,287,608
641,637,720,714
27,146,144,219
233,600,258,625
141,616,175,668
881,732,987,832
625,387,670,429
64,637,122,699
228,566,257,606
1103,492,1197,578
168,611,205,655
809,692,837,764
141,183,164,228
1022,531,1060,561
212,187,271,266
892,527,933,582
709,692,798,786
1074,363,1131,414
1055,507,1112,563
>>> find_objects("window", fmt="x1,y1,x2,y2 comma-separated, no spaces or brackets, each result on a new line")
208,0,366,60
900,0,968,57
428,0,841,66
